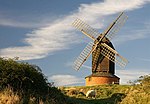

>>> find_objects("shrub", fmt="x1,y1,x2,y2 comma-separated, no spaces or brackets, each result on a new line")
0,58,49,103
138,74,150,85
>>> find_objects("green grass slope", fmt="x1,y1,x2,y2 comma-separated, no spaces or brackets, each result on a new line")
1,84,149,104
0,58,149,104
60,84,150,104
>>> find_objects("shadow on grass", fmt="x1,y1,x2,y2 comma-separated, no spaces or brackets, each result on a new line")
66,93,126,104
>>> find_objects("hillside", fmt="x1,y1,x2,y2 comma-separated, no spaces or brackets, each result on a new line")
60,84,150,104
1,84,149,104
0,58,149,104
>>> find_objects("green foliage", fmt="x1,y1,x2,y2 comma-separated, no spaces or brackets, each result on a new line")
0,58,48,91
138,74,150,85
0,57,67,103
128,74,150,85
0,58,49,102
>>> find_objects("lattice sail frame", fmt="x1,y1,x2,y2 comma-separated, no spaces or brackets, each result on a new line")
73,42,93,70
72,12,128,70
100,43,128,68
72,18,99,40
74,42,98,70
105,12,128,40
72,12,128,41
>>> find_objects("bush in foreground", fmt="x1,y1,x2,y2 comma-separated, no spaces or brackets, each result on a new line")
0,58,66,104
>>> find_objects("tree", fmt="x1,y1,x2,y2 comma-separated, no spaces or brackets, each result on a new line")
0,57,49,103
138,74,150,85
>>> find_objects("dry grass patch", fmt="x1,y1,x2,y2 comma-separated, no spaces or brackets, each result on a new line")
0,87,20,104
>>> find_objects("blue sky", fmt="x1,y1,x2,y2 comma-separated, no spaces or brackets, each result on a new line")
0,0,150,86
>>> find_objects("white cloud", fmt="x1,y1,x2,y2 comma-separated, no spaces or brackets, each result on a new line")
0,14,54,28
116,69,149,84
48,74,84,86
113,24,150,45
0,0,150,60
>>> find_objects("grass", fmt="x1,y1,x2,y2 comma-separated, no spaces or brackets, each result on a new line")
0,84,149,104
60,84,150,104
0,87,20,104
120,85,150,104
0,87,66,104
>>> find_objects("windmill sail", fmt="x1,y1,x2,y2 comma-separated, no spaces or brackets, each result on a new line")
100,43,128,68
72,18,99,41
72,12,128,70
73,29,110,70
103,12,128,41
74,41,98,70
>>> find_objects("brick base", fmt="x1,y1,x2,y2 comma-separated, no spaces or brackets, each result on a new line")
85,74,120,86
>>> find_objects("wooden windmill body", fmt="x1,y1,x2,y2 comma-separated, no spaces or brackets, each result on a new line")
72,12,128,86
86,40,119,86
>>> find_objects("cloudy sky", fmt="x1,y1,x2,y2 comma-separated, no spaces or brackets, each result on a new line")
0,0,150,86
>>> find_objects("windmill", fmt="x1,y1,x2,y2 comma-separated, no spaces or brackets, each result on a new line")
72,12,128,86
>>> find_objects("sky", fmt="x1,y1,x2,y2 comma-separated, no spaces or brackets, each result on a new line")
0,0,150,86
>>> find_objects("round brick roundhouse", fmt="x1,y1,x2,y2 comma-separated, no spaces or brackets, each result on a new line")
85,73,120,86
